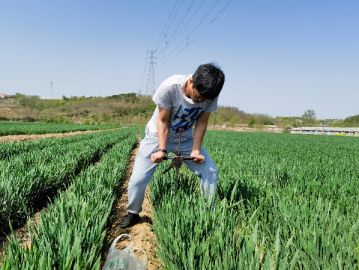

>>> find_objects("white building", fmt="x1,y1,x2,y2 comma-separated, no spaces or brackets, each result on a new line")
291,127,359,136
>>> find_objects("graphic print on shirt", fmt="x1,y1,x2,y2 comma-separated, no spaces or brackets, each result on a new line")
170,104,203,133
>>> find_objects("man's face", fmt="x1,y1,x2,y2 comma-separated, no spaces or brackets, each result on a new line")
190,84,210,103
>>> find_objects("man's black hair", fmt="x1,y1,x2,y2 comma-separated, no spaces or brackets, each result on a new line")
192,63,225,100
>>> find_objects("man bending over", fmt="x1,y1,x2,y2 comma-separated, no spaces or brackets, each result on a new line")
118,63,225,228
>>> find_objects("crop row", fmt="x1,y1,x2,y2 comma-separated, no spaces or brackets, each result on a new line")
207,132,358,266
0,128,135,235
150,166,298,269
1,128,138,269
0,131,118,160
0,122,117,136
150,131,359,269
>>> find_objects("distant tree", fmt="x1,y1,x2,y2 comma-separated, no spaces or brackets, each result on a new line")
211,115,218,126
276,117,299,127
92,114,100,122
211,106,253,126
282,125,292,133
106,93,139,103
344,114,359,127
302,109,316,126
53,115,64,123
254,114,275,125
103,114,111,123
248,117,255,128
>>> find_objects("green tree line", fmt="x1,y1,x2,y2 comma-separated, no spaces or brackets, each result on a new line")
0,93,357,128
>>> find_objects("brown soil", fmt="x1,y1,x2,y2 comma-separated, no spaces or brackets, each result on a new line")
0,128,122,143
0,131,163,269
101,139,163,270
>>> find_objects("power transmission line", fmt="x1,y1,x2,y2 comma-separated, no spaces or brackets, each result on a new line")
142,0,233,94
145,0,209,89
148,0,167,47
153,0,185,52
152,0,181,50
158,0,233,65
157,0,197,57
138,0,167,96
207,0,233,25
143,1,179,96
158,0,220,62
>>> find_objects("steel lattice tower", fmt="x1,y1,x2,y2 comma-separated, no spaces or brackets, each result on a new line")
50,81,54,97
145,50,157,96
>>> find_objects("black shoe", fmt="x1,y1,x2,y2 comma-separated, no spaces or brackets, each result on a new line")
117,212,140,229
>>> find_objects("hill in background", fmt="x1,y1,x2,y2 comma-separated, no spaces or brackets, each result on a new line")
0,93,357,128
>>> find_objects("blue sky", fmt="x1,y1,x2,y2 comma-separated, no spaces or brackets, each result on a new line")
1,0,358,119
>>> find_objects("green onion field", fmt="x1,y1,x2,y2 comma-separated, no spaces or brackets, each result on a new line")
150,131,359,269
0,124,358,269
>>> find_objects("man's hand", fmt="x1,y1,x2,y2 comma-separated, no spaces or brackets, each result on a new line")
191,151,205,163
151,151,167,163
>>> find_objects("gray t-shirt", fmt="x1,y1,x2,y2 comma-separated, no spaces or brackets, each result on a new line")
146,74,218,138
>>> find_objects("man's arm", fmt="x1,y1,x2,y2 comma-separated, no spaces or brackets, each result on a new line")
151,106,171,163
191,112,211,163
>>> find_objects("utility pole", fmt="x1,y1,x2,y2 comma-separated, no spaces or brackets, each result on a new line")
145,50,157,96
50,81,54,97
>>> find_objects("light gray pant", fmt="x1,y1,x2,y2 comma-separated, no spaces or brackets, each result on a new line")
127,133,217,214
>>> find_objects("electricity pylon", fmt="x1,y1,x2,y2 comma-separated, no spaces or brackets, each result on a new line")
50,81,54,97
145,50,157,96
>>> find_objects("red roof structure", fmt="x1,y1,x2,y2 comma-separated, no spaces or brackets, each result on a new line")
0,94,10,99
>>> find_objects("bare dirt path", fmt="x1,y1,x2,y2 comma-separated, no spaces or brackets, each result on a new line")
101,138,163,270
0,128,122,143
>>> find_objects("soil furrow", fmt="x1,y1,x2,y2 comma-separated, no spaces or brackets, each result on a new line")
101,138,163,270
